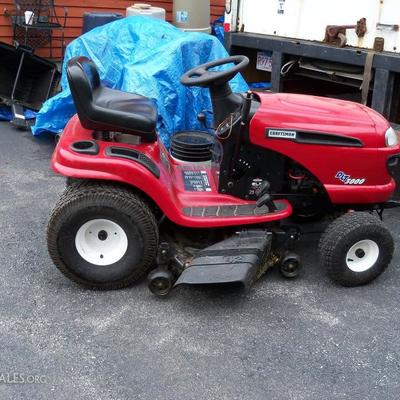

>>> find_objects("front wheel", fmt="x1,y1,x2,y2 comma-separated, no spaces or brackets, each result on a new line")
47,182,159,289
319,212,394,286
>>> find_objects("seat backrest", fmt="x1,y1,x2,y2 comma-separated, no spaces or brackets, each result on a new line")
67,56,101,126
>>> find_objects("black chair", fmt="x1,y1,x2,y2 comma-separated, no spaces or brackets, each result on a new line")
5,0,68,59
67,56,158,142
0,41,60,129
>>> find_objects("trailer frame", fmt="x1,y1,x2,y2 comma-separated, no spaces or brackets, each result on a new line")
225,31,400,121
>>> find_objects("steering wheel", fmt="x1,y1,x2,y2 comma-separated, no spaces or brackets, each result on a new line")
180,55,249,88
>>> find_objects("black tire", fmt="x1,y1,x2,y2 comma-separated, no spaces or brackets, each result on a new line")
66,177,81,187
319,212,394,286
47,182,158,289
279,252,302,278
147,268,174,297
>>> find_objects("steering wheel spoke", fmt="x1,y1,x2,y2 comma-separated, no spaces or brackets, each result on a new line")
189,66,207,78
181,55,249,88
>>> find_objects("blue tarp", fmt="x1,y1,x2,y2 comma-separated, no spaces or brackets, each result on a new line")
249,82,272,90
32,16,248,146
211,16,225,45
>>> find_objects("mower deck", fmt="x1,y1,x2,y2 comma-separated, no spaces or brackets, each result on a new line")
175,230,272,289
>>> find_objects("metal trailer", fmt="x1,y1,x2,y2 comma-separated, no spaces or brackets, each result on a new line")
224,0,400,122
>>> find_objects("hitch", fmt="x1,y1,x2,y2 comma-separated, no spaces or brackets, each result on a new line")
324,18,367,47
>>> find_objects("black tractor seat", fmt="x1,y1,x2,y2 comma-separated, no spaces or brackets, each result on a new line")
67,56,158,141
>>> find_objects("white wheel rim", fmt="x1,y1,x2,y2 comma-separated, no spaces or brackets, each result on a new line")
346,239,379,272
75,219,128,266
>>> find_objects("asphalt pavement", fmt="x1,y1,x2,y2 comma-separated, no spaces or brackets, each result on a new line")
0,121,399,400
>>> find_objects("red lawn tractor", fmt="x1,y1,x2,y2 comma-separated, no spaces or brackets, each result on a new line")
47,55,399,296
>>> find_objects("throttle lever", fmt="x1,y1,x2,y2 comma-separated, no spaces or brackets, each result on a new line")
255,181,271,198
256,193,277,212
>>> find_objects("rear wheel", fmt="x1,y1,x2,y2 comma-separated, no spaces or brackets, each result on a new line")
47,182,158,289
319,212,394,286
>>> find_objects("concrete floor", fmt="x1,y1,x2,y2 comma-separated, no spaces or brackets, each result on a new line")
0,121,400,400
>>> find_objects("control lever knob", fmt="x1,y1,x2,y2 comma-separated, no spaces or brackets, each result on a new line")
256,193,277,212
255,180,271,198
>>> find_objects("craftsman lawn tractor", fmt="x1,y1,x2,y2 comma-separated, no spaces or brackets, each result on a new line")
47,55,400,296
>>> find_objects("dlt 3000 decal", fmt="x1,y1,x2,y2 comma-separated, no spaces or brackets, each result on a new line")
335,171,366,185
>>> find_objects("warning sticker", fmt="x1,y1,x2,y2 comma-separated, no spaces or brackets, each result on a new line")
277,0,285,14
182,170,212,192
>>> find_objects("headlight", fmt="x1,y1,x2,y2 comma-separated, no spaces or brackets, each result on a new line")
385,127,399,147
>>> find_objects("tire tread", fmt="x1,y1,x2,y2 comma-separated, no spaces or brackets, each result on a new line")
47,180,158,289
319,212,394,286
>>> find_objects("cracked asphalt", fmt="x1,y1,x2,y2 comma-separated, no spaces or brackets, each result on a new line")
0,121,400,400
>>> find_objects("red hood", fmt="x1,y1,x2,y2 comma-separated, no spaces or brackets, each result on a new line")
253,92,389,148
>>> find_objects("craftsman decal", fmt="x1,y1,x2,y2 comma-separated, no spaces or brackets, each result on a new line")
267,129,297,139
335,171,366,185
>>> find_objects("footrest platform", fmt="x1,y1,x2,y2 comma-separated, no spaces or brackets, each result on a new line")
182,202,287,218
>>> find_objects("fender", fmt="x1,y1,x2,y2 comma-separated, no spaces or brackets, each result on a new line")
53,116,175,214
